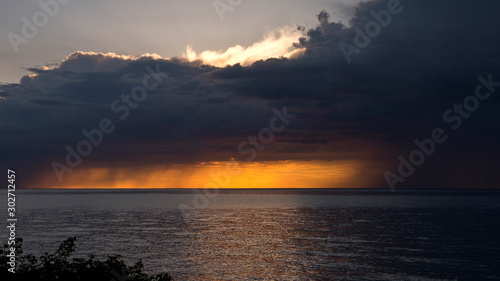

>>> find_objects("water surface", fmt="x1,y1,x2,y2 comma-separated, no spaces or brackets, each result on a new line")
5,189,500,280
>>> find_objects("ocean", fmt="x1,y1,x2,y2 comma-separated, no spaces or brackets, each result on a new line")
4,189,500,280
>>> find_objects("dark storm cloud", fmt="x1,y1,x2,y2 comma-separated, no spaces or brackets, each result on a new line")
1,0,500,188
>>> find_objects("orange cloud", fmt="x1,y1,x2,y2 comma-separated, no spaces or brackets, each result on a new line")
39,160,365,189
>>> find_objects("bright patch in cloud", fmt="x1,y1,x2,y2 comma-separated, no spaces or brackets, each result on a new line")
183,26,305,67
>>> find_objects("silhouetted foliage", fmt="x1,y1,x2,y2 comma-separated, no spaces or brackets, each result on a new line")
0,237,173,281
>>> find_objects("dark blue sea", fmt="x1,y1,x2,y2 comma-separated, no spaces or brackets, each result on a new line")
4,189,500,280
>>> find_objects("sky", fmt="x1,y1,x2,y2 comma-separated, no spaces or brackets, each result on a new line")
1,0,500,189
0,0,359,83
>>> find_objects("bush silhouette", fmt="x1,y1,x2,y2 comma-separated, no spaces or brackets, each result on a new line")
0,237,173,281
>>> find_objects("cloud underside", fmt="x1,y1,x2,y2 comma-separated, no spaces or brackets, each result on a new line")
1,0,500,188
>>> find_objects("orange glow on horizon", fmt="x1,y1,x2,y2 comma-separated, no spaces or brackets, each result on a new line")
38,160,366,189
